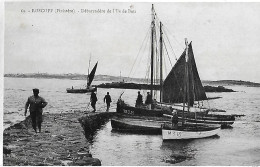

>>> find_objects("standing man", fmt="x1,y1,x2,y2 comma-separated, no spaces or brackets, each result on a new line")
135,91,143,107
104,92,112,112
90,91,98,112
145,92,153,109
171,110,179,128
25,88,48,133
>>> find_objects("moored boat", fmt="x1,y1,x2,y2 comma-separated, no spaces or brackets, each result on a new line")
161,37,221,140
162,122,220,140
115,5,235,129
66,86,97,93
176,111,235,128
111,116,165,134
111,113,222,135
113,5,229,139
117,97,234,128
116,98,171,117
66,61,98,93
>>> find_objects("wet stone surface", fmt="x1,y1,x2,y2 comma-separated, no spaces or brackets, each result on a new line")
3,112,110,166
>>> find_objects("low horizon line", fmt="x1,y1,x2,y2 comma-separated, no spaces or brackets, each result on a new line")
4,72,260,84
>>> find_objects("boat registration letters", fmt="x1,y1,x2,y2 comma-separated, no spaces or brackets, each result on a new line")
123,109,134,115
167,131,182,137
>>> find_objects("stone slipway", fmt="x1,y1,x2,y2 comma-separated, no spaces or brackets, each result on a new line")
3,111,115,166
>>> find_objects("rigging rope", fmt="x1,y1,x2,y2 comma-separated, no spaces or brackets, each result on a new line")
164,25,185,51
127,26,151,79
163,50,168,79
163,40,173,67
162,28,178,61
153,11,180,63
145,63,151,85
132,30,150,78
145,33,152,85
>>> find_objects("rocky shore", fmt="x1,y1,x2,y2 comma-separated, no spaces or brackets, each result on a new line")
3,111,115,166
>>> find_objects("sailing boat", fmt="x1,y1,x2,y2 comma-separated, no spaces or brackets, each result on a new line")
159,36,235,128
116,5,171,117
66,62,98,93
161,39,220,140
115,5,235,128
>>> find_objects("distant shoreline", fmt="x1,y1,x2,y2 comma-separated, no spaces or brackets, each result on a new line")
4,73,260,87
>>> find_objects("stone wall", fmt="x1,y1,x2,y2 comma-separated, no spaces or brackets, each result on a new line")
3,112,115,166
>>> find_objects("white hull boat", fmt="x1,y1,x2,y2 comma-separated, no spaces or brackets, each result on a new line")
162,123,220,140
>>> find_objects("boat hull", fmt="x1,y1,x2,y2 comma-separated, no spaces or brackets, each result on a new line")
117,100,234,127
176,112,235,128
116,100,172,117
181,117,234,128
162,123,220,140
66,87,97,93
111,118,162,134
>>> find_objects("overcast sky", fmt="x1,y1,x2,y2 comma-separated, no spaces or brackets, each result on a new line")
4,2,260,83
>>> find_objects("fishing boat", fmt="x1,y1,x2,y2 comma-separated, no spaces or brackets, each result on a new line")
67,62,98,93
115,36,221,139
176,112,235,128
111,114,222,135
115,5,234,128
117,99,234,128
161,38,221,140
111,114,168,134
162,122,220,140
116,98,171,117
115,5,172,117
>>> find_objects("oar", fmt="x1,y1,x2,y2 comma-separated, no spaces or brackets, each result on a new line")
119,91,124,99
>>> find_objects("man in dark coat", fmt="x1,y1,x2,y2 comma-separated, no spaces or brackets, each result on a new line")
104,92,112,112
145,92,152,104
171,110,179,128
90,91,98,112
135,91,143,107
25,88,48,133
145,92,153,109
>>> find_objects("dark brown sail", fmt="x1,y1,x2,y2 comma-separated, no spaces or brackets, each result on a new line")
162,42,207,105
87,62,98,87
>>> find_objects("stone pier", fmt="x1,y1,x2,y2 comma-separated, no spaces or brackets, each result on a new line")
3,111,115,166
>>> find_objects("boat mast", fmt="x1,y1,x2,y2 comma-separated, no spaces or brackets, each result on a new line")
182,38,189,126
159,22,163,102
185,39,190,112
150,4,155,99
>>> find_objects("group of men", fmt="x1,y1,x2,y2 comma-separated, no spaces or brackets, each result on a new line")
25,88,112,133
25,88,178,134
135,91,179,127
90,91,112,112
135,91,153,109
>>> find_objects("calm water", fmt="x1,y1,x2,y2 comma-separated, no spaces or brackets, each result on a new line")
4,77,260,165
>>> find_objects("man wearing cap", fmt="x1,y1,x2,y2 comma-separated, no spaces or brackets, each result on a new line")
90,91,98,112
25,88,48,133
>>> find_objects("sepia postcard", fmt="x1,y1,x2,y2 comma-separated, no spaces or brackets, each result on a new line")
1,1,260,166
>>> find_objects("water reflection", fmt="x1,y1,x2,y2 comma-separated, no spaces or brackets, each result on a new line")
161,139,195,164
